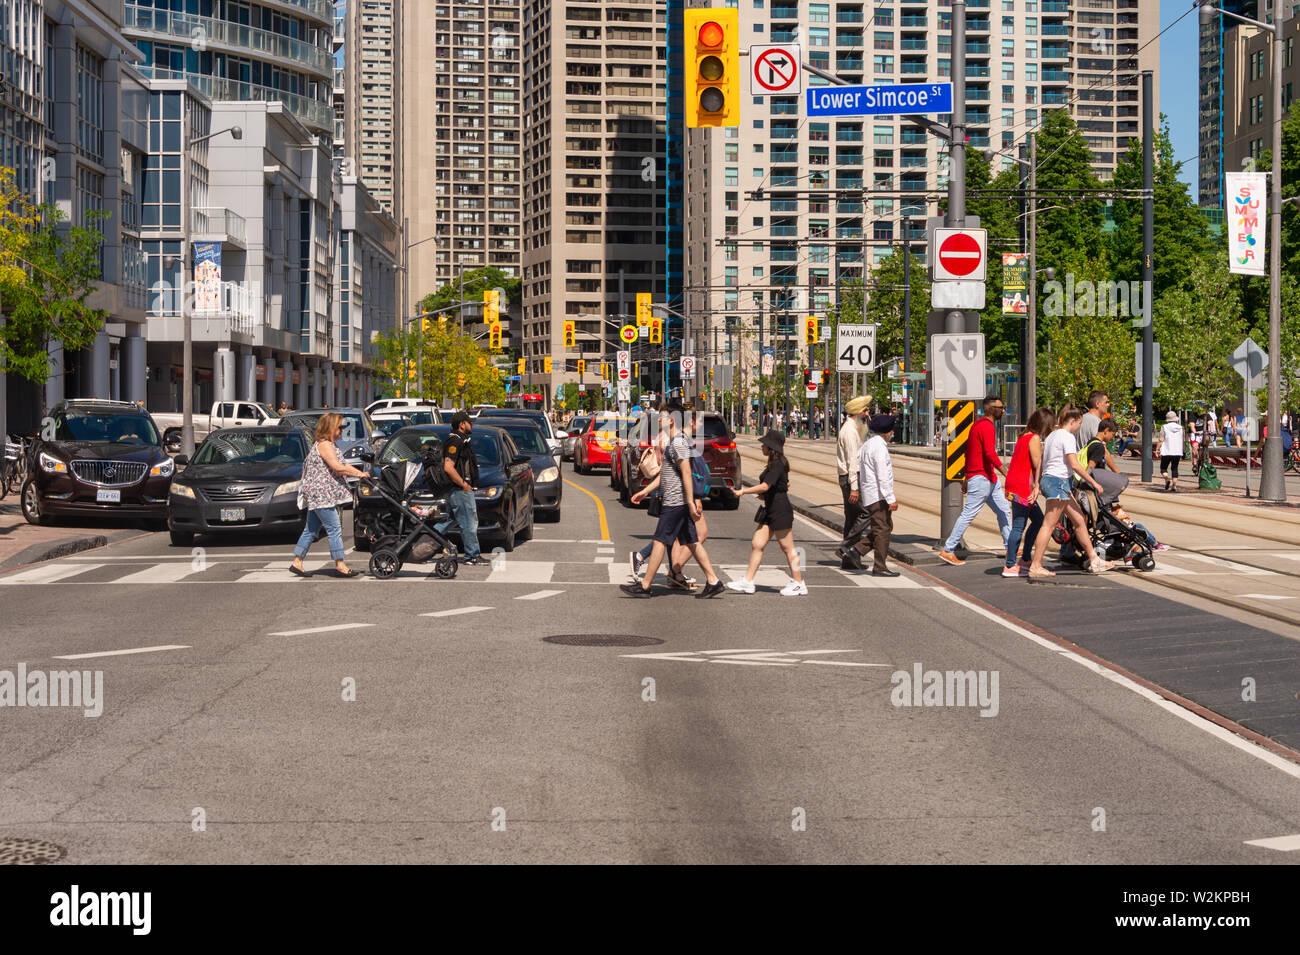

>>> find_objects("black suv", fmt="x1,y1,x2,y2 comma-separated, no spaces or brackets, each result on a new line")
21,400,174,527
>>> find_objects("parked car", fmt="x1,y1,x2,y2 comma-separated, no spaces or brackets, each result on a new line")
167,427,308,546
21,399,173,527
559,415,590,461
353,424,534,552
470,407,562,456
152,400,281,453
478,417,562,521
618,411,740,508
573,413,634,475
279,407,378,485
365,397,435,417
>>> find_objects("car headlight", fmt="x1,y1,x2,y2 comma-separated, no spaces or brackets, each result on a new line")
170,483,195,499
474,485,501,500
538,467,559,483
274,480,300,497
150,457,175,477
39,451,67,474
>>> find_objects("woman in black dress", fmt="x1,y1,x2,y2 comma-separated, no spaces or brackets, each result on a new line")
727,429,806,596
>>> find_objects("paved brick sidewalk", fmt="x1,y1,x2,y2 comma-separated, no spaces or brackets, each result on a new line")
0,500,143,570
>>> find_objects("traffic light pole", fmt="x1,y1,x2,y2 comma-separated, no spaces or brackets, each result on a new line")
939,0,968,546
1141,69,1155,486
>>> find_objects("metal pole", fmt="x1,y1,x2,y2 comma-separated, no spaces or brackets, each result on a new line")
1028,132,1037,413
758,295,765,431
939,0,968,543
834,249,842,432
1018,143,1029,420
902,216,912,444
1260,27,1287,501
1141,70,1155,485
181,123,194,458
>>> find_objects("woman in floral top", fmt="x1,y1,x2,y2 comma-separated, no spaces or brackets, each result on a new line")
290,412,369,578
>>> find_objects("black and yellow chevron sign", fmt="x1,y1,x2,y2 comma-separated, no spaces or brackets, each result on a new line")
945,400,975,481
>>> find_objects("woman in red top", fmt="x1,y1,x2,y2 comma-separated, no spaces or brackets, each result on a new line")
1002,407,1055,578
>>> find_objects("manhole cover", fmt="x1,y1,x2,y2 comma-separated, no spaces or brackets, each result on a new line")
0,838,66,865
543,634,665,647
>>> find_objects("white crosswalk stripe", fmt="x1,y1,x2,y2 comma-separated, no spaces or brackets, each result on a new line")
0,562,106,585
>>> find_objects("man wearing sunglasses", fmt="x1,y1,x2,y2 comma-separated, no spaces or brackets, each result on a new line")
938,395,1013,566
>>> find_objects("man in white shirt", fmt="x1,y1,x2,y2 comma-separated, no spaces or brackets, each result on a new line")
834,395,873,569
1155,410,1185,492
837,414,900,577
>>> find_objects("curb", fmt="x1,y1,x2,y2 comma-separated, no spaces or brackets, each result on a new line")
1,533,109,571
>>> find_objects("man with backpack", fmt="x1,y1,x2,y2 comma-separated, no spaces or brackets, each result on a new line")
433,411,484,565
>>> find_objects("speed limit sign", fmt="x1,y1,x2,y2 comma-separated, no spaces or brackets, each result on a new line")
836,325,877,372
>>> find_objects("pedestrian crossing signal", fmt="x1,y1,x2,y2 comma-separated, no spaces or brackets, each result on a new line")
517,358,525,375
650,318,663,344
601,362,610,381
685,8,739,128
544,356,553,374
577,358,585,376
489,322,501,350
805,316,819,345
563,321,576,348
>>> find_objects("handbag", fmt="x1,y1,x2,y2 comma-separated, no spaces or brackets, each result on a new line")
754,505,767,525
638,445,661,479
647,492,662,517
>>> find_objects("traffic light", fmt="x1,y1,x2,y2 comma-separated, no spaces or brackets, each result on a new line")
634,362,640,379
636,292,652,327
483,288,500,326
544,356,553,374
805,316,819,345
803,369,812,387
685,8,739,128
577,358,585,377
517,357,525,375
821,370,832,388
601,362,609,381
563,321,576,348
457,372,466,389
489,322,501,350
477,357,486,367
650,318,663,344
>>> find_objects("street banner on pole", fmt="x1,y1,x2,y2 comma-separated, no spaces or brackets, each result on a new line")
761,346,775,376
1226,172,1267,276
1001,252,1028,318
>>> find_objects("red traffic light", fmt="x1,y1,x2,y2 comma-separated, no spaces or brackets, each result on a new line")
698,20,725,48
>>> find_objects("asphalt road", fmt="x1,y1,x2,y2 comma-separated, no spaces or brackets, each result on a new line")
1,467,1298,864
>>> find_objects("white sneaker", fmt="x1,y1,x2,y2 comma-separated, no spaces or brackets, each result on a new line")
726,578,756,594
779,579,808,596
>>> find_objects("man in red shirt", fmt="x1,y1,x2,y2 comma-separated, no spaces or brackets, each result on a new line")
938,395,1013,565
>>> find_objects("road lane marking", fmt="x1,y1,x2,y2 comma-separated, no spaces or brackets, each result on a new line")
623,648,889,668
595,557,614,564
563,478,610,541
53,645,190,660
516,589,563,600
0,563,106,585
267,623,375,636
421,606,493,618
1178,553,1274,575
115,562,204,584
1244,834,1300,851
486,561,555,584
1238,594,1296,600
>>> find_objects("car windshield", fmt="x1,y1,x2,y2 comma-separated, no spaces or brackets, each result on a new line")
372,417,411,438
403,410,439,425
192,431,305,465
567,417,589,434
253,402,280,419
55,412,160,446
380,428,501,467
487,422,548,455
282,411,370,442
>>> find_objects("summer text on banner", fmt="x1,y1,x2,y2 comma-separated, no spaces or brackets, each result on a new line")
1226,171,1266,277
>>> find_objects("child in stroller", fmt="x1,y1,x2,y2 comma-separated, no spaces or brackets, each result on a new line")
361,450,460,579
1056,482,1157,572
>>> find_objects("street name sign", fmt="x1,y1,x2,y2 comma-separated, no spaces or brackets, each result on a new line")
807,82,952,118
835,324,877,373
931,333,985,400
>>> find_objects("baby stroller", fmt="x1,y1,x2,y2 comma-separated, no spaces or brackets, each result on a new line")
362,454,459,580
1052,482,1156,572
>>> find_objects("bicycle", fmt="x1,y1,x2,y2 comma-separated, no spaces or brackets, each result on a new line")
1,435,26,500
1285,442,1300,474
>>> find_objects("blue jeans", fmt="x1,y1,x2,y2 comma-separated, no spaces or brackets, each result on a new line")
295,507,346,561
943,474,1012,551
436,488,480,559
1005,500,1043,568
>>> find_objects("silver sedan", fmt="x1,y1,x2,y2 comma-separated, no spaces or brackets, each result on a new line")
560,416,590,461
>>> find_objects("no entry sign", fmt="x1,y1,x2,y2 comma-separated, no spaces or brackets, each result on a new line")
750,44,801,95
932,228,987,282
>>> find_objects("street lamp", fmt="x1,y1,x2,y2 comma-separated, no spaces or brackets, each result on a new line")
1201,0,1286,501
167,123,241,458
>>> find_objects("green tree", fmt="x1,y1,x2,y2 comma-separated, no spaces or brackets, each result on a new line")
862,248,930,372
1032,110,1108,275
419,266,522,316
0,168,109,411
1151,254,1245,413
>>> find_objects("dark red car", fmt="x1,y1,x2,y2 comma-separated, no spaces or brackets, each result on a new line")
618,411,740,509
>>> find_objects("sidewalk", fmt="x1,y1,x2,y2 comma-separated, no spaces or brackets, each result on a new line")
0,501,140,570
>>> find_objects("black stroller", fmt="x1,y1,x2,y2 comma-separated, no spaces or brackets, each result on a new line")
362,454,459,580
1053,482,1156,572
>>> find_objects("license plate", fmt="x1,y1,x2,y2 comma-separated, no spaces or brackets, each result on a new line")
219,507,245,522
97,489,121,504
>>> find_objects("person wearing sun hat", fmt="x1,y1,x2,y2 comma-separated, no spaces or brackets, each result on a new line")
1155,410,1185,492
835,394,874,569
839,413,900,576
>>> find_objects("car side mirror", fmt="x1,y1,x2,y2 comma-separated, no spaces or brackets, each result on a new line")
174,454,190,467
511,454,530,466
555,430,568,438
357,449,376,463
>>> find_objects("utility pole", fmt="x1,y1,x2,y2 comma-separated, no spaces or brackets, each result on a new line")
757,294,765,431
902,215,912,444
1018,143,1029,420
834,249,842,432
1141,70,1155,485
1028,132,1037,413
939,0,968,544
1262,24,1286,500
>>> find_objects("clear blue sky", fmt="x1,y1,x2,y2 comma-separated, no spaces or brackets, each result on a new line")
1160,0,1201,192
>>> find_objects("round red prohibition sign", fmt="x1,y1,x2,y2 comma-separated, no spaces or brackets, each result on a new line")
755,49,797,92
938,232,983,278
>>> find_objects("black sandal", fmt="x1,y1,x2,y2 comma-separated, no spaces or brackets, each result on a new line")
289,565,309,577
336,567,360,578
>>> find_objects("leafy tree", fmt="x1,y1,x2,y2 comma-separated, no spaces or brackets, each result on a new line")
862,248,930,372
371,317,505,407
0,167,109,412
419,266,521,316
1031,110,1107,274
1151,254,1245,413
1038,257,1136,410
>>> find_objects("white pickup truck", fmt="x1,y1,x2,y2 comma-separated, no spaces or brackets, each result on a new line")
151,400,281,451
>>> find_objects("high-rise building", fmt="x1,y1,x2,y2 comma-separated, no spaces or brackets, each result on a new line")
121,0,336,139
521,0,665,402
339,0,400,215
683,0,1159,411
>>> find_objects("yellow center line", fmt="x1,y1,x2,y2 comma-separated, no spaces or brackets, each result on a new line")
563,477,610,541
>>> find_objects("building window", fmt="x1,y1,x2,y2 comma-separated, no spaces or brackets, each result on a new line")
1025,64,1037,80
76,46,105,163
1025,41,1037,59
875,32,894,50
1002,17,1015,35
1003,63,1015,80
873,124,894,144
1003,85,1015,104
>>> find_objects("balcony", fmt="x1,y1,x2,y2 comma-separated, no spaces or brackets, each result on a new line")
771,126,800,139
124,5,332,76
191,207,247,249
1043,1,1069,13
966,18,990,34
901,62,928,74
835,129,864,141
772,5,799,18
771,200,799,212
967,87,989,101
899,179,927,192
837,10,865,23
901,130,927,145
836,176,864,188
900,155,926,168
966,42,990,55
837,57,864,71
836,150,863,165
138,67,333,132
771,248,800,262
968,135,990,147
1042,44,1069,60
771,148,799,164
1043,92,1069,105
836,227,863,239
901,15,927,28
967,109,990,125
770,100,799,115
966,64,990,77
1044,24,1070,37
771,225,799,237
837,201,864,213
1042,69,1070,83
901,37,927,51
772,29,797,43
